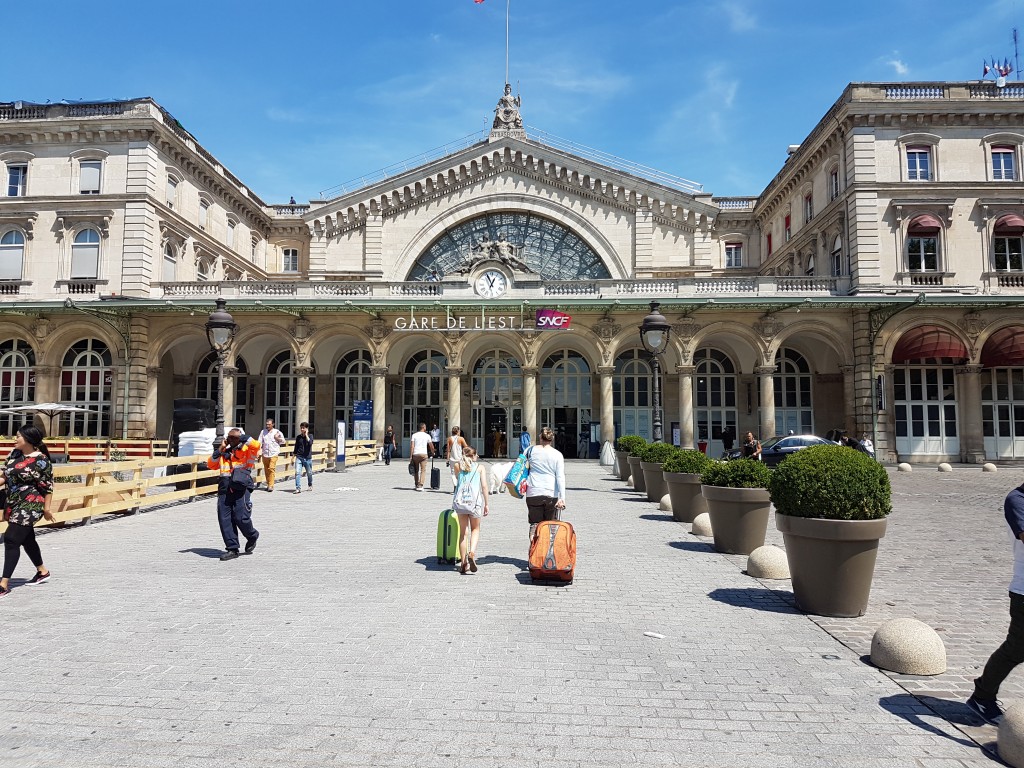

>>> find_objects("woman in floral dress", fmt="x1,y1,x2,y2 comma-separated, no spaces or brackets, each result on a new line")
0,425,55,597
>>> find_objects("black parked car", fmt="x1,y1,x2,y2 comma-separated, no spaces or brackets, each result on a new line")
725,435,835,467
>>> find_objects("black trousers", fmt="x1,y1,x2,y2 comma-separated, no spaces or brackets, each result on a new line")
974,591,1024,699
526,496,559,538
3,521,44,579
217,488,258,552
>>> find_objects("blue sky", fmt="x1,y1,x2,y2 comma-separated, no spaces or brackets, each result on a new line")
8,0,1023,203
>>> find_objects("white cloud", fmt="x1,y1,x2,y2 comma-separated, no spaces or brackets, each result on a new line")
265,107,309,124
722,1,757,32
882,52,909,76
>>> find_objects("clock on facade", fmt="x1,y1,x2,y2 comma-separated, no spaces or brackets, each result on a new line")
474,269,508,298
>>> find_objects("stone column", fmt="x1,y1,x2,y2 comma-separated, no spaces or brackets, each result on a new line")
598,366,615,446
145,366,162,438
221,366,237,428
33,366,60,434
676,365,695,448
755,365,776,439
371,367,388,442
294,366,314,429
523,366,538,440
445,366,463,434
840,364,856,436
126,316,151,438
956,365,986,463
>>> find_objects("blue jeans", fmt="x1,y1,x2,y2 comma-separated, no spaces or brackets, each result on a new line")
383,444,394,465
295,457,313,489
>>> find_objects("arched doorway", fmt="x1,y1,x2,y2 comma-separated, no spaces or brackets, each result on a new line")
403,350,448,453
694,348,738,456
60,338,112,437
335,350,372,430
471,349,522,459
773,347,813,435
0,339,35,436
982,326,1024,459
540,349,592,459
265,351,316,435
614,349,652,441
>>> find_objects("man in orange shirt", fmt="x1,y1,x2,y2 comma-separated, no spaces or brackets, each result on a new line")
208,428,262,561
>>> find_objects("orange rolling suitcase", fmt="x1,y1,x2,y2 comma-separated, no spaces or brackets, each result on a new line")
528,519,576,583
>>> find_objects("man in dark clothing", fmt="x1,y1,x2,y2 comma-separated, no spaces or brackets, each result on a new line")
967,483,1024,725
293,422,314,494
720,427,735,452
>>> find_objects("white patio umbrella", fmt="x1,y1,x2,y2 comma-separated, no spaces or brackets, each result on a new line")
0,402,97,437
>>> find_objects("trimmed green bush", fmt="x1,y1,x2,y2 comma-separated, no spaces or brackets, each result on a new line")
700,458,772,488
639,441,677,465
617,435,648,456
663,449,715,475
769,444,891,520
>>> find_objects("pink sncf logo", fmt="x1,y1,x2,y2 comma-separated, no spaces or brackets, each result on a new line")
535,309,572,330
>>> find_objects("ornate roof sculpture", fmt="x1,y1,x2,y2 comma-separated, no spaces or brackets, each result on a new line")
490,83,525,141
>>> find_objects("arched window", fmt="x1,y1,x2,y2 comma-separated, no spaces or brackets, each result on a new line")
71,228,100,279
162,242,177,283
403,350,448,451
614,349,652,441
906,215,941,272
471,349,523,458
197,256,213,281
694,348,737,453
60,338,112,437
0,230,25,280
197,353,248,429
831,235,843,277
0,339,35,435
773,348,813,435
266,351,315,436
540,349,591,459
335,350,372,429
993,214,1024,272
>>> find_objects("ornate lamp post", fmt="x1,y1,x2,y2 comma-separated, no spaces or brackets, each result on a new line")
639,301,671,443
205,297,238,442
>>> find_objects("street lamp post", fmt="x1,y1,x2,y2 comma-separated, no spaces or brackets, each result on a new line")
639,301,671,444
205,297,238,442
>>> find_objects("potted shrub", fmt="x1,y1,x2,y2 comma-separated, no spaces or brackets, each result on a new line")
639,442,678,503
663,449,715,523
615,435,645,481
770,444,891,617
619,435,648,492
699,459,773,555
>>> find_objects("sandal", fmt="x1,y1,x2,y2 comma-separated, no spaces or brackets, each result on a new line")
469,553,478,573
460,558,468,574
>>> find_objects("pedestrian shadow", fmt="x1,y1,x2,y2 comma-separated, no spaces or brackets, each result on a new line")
476,554,529,570
413,556,462,572
877,694,996,756
640,513,675,522
707,587,800,614
669,540,715,553
621,496,651,502
178,547,225,559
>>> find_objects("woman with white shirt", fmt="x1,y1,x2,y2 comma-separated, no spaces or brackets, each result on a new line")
524,427,566,540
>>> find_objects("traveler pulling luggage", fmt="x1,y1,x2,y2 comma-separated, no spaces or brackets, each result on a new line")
430,457,441,490
528,516,576,583
436,509,461,564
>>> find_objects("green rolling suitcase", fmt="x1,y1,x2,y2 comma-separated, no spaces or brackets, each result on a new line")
436,509,461,564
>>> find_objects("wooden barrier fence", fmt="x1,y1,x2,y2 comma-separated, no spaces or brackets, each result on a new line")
0,440,365,535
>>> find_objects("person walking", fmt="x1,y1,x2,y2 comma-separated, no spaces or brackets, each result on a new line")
967,480,1024,725
208,428,262,561
524,427,566,541
0,426,55,598
741,431,762,461
453,447,489,574
409,423,433,491
258,418,286,492
445,426,469,489
293,422,314,494
520,430,531,454
720,426,735,452
430,423,441,455
861,435,875,459
382,425,397,466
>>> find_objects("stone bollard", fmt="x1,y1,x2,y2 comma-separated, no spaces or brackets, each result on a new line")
984,463,998,473
627,476,634,488
691,512,712,537
870,618,946,675
1000,703,1024,766
746,545,789,579
659,494,672,512
898,463,912,472
938,463,952,472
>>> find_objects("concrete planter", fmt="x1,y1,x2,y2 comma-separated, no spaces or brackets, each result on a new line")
700,485,771,555
664,472,706,523
627,456,646,494
615,450,632,481
641,461,667,502
776,514,887,618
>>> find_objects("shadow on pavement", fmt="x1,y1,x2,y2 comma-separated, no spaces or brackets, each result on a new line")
620,496,651,503
878,694,996,757
640,513,675,522
514,572,572,587
477,554,529,570
668,540,715,553
178,547,226,559
414,556,459,572
707,587,800,614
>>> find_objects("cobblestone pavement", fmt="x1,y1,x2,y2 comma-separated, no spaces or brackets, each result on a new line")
0,460,1018,767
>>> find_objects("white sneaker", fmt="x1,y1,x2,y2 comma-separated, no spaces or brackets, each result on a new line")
293,488,301,494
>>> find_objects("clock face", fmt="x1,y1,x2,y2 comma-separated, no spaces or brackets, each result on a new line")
475,269,508,298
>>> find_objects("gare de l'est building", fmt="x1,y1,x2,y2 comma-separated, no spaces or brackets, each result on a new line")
1,81,1023,464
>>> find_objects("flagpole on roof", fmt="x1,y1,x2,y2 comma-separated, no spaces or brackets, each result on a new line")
505,0,510,84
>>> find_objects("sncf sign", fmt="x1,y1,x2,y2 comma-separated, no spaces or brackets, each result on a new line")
535,309,572,330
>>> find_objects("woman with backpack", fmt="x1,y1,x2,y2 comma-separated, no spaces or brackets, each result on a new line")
452,446,488,574
0,426,55,598
444,426,470,489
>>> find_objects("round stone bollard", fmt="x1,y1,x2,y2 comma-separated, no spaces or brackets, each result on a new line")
691,512,713,537
659,494,672,512
898,463,912,472
626,476,634,488
1000,703,1024,766
938,463,952,472
870,618,946,675
746,545,790,579
984,463,998,473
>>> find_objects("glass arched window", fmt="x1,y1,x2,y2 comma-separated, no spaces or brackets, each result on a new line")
197,353,249,429
471,349,522,458
162,242,177,283
694,348,737,454
71,228,100,279
410,212,610,281
540,349,592,459
614,349,652,441
197,257,213,281
60,338,112,437
773,348,813,435
335,350,372,429
403,350,448,451
831,235,843,277
0,339,35,435
266,351,315,436
0,230,25,280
